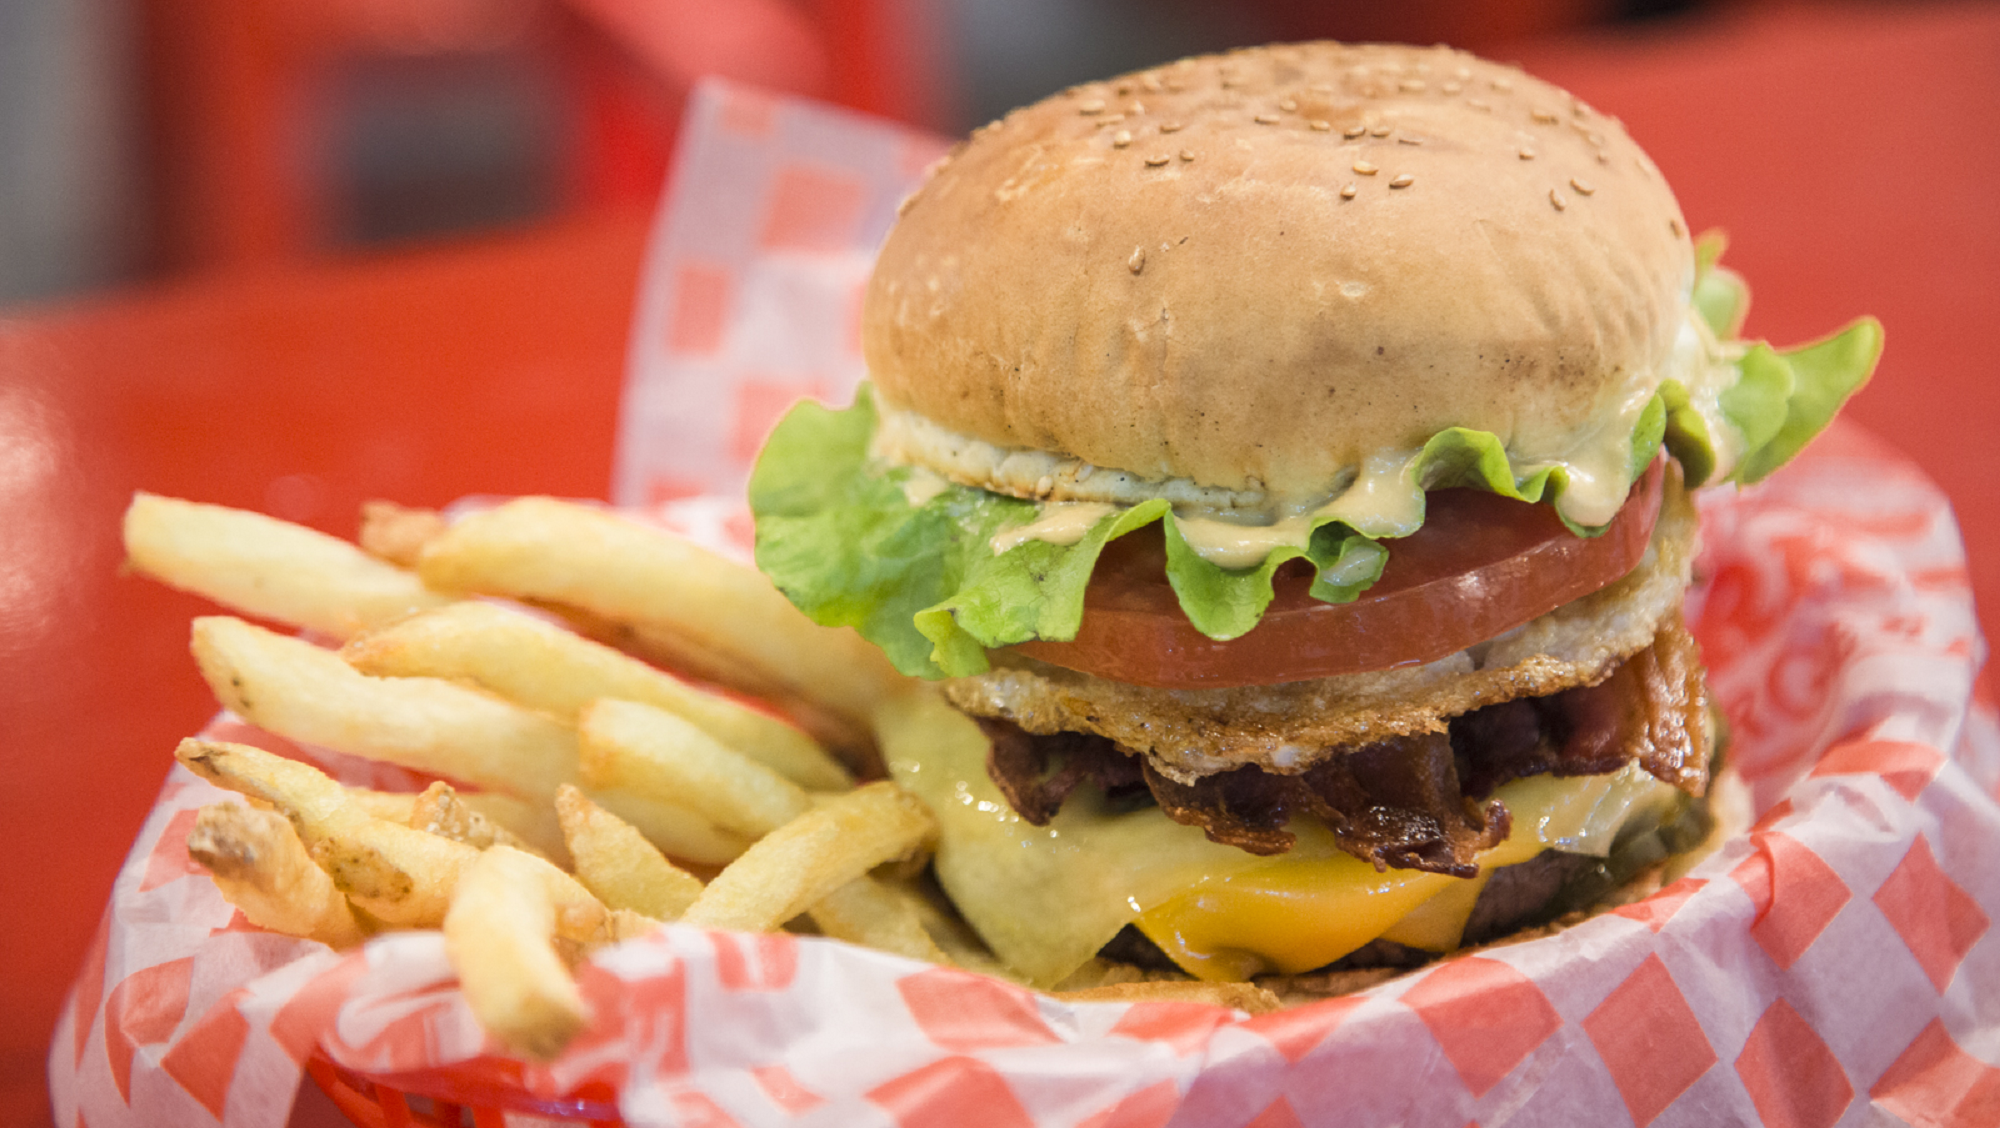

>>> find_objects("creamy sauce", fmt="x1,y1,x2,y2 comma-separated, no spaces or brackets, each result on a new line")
1516,378,1660,529
991,502,1115,555
1171,512,1318,570
901,466,951,507
895,307,1751,565
1668,314,1747,482
1317,450,1426,538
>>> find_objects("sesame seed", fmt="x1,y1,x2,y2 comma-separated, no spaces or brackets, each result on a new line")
1597,152,1611,164
1179,149,1195,161
1369,125,1392,137
1353,160,1378,175
1669,217,1685,236
1113,130,1132,148
1129,101,1146,116
1340,182,1358,199
1493,77,1514,92
1390,173,1414,188
1145,154,1171,167
1443,82,1462,94
1310,120,1331,131
1398,136,1423,145
1254,113,1280,125
1116,82,1132,95
1128,247,1145,274
1279,98,1298,112
1519,147,1536,160
1343,124,1367,138
1080,100,1105,115
1097,113,1125,126
1569,177,1596,195
1468,99,1492,112
1400,79,1427,93
1550,188,1568,211
1160,122,1184,133
1532,108,1558,124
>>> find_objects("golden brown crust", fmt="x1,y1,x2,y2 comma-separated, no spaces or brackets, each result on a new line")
865,42,1692,504
944,462,1700,780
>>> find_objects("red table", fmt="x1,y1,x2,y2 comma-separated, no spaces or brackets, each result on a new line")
4,6,1995,1126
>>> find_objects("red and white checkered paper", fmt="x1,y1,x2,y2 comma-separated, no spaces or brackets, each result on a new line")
51,80,2000,1128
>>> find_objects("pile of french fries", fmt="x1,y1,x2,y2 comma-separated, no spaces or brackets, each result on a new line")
127,490,1279,1060
125,492,1012,1059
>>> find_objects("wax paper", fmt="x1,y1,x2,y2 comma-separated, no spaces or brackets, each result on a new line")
50,79,2000,1128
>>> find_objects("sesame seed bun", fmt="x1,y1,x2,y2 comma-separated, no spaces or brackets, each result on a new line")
863,42,1693,506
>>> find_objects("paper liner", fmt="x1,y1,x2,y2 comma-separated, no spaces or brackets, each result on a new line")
50,79,2000,1127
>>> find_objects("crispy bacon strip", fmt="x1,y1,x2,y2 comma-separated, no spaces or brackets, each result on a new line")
982,616,1707,873
1458,612,1708,798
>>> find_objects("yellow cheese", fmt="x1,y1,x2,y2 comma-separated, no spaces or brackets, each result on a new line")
1134,789,1552,981
878,689,1679,987
1377,867,1492,952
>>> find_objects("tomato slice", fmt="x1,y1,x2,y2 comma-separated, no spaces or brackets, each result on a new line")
1008,460,1665,688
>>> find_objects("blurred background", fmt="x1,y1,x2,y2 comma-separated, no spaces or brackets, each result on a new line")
3,0,1766,306
4,2,1997,1125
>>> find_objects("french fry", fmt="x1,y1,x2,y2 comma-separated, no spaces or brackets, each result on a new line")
806,876,951,965
348,786,569,866
555,785,705,920
176,738,478,927
617,623,879,759
342,601,851,791
456,792,566,863
579,699,812,838
191,615,579,802
413,497,904,744
410,781,539,855
443,845,608,1061
1053,979,1284,1014
679,783,938,933
124,492,454,639
187,802,367,947
608,908,663,943
342,788,418,824
581,787,756,867
358,500,447,567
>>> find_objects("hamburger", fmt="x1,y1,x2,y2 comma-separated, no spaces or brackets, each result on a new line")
749,42,1881,989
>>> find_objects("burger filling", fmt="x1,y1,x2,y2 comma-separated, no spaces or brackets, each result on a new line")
976,609,1708,871
877,480,1715,987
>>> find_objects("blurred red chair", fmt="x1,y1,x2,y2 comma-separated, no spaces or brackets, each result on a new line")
137,0,941,276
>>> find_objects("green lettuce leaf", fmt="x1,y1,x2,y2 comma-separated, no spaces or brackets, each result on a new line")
750,242,1880,679
1656,379,1717,489
1691,229,1882,485
751,388,1394,676
1727,316,1884,484
1693,230,1750,338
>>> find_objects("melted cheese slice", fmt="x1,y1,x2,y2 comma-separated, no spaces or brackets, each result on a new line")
880,690,1679,987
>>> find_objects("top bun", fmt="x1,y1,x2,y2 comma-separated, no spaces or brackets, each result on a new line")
863,42,1693,512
